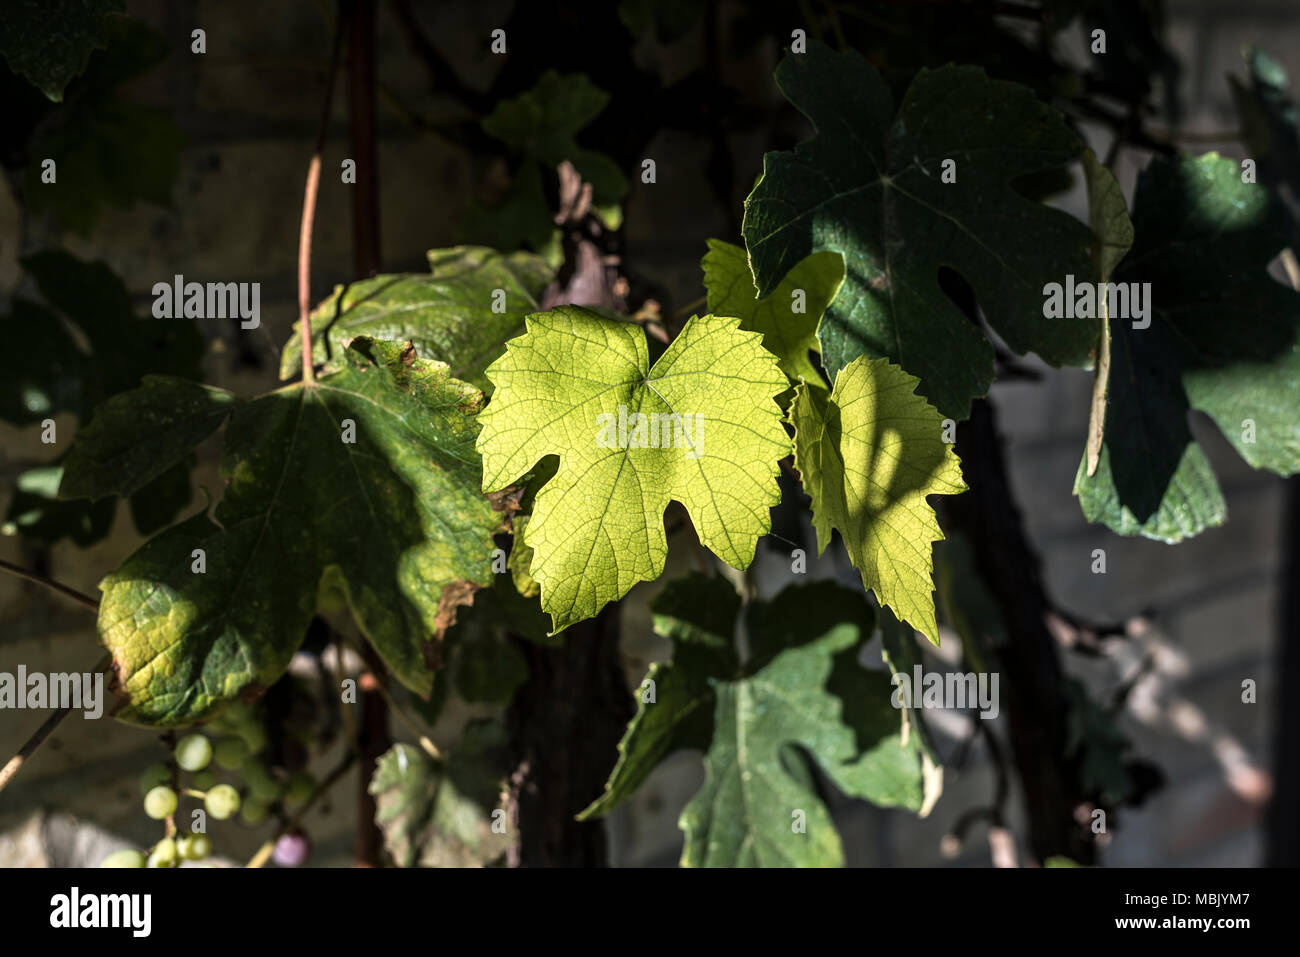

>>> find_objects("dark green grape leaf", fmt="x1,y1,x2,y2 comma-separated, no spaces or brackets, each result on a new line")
742,42,1096,419
617,0,704,44
1229,46,1300,237
466,72,626,252
280,246,552,394
0,0,124,101
582,576,926,867
1096,2,1182,122
126,461,194,537
0,299,87,425
3,464,115,546
460,162,560,259
28,100,184,235
22,250,205,406
445,606,530,705
369,722,510,867
1075,309,1226,542
1076,153,1300,541
934,533,1007,652
98,339,504,726
451,634,528,705
2,254,205,547
23,17,183,233
482,71,627,203
1063,678,1134,805
59,376,236,502
462,575,553,646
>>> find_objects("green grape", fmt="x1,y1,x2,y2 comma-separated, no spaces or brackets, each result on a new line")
175,733,212,772
192,769,218,791
213,735,249,770
138,762,172,796
100,849,146,868
147,838,178,868
284,771,316,807
237,721,267,755
143,785,178,820
205,783,241,820
177,832,212,861
240,800,271,826
240,758,283,802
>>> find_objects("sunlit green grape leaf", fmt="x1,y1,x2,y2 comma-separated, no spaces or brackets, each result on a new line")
476,307,789,633
280,246,552,394
789,355,965,644
0,0,123,101
702,238,844,386
581,576,926,867
742,41,1096,419
98,339,503,726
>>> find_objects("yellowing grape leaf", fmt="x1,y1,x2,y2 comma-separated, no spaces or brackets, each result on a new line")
790,355,965,643
97,339,504,726
476,307,790,633
702,239,844,385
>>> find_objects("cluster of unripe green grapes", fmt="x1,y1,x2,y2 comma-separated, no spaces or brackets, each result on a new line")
100,702,316,867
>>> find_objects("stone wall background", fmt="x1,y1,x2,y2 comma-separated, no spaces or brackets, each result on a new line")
0,0,1293,867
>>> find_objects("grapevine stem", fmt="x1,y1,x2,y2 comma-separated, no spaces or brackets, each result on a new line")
0,557,100,612
340,636,441,760
164,730,179,838
297,11,346,386
0,653,112,796
333,639,358,746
